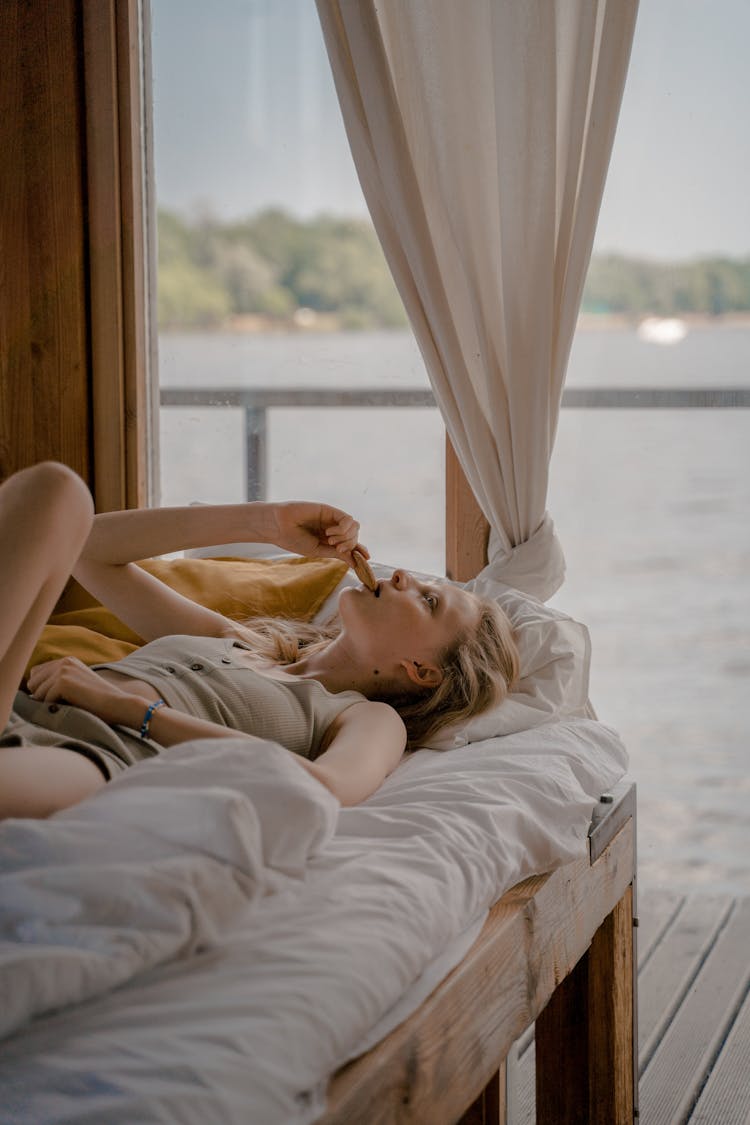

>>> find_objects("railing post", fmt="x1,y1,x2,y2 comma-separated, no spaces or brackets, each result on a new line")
244,406,267,501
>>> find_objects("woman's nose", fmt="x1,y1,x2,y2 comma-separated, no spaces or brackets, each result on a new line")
391,568,410,589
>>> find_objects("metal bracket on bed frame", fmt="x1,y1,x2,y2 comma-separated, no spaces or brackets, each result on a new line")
588,779,637,864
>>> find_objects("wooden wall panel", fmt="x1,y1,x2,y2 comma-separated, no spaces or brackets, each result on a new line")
0,0,91,484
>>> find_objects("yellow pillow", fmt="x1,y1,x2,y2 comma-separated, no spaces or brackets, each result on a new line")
28,555,347,674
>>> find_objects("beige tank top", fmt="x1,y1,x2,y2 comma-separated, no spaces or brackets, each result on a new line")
94,634,366,761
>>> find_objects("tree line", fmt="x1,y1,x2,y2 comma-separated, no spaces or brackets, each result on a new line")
157,207,750,329
157,208,407,330
582,254,750,318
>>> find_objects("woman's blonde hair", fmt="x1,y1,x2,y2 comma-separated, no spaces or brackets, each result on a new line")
239,596,520,752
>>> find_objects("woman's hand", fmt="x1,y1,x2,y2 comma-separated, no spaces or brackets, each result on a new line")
269,502,370,565
27,657,137,726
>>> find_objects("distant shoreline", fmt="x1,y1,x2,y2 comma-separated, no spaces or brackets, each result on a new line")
576,311,750,332
158,311,750,337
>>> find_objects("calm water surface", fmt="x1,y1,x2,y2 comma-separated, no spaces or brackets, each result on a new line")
159,326,750,896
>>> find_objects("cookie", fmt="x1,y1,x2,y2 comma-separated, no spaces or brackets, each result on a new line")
351,548,377,591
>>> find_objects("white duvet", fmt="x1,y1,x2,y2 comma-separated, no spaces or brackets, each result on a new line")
0,720,627,1125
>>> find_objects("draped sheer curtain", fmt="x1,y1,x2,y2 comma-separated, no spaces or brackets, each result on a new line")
317,0,638,599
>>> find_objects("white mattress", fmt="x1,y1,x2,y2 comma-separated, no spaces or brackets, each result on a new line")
0,718,627,1124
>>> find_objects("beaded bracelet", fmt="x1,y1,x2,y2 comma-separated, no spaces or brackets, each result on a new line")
140,698,166,739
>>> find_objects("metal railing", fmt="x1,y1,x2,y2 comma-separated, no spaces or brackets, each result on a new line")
160,385,750,501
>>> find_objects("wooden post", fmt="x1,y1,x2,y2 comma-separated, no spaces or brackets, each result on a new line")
445,435,490,582
82,0,154,511
588,886,635,1124
445,433,502,1121
535,885,635,1125
458,1063,506,1125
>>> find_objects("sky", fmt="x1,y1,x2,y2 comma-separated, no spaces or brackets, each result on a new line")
150,0,750,262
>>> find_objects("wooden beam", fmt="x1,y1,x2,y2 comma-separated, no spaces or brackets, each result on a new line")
445,436,490,581
536,885,635,1125
82,0,126,511
459,1064,506,1125
588,887,635,1124
82,0,154,511
116,0,156,508
535,952,591,1123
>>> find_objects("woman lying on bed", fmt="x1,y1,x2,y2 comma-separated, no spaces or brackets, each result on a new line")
0,462,519,820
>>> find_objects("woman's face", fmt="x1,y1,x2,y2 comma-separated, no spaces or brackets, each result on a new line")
339,569,480,684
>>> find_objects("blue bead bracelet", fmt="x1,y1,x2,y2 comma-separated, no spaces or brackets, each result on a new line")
140,698,166,739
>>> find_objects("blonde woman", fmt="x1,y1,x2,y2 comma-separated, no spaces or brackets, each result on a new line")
0,462,519,820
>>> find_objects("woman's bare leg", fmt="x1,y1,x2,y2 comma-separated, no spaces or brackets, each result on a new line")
0,461,94,726
0,463,104,819
0,747,105,820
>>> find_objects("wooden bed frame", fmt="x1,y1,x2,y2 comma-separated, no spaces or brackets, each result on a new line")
321,445,639,1125
323,784,637,1125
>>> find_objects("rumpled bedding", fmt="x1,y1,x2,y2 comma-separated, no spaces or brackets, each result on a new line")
0,720,627,1125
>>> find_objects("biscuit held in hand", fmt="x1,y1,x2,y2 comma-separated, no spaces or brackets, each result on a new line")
351,548,377,591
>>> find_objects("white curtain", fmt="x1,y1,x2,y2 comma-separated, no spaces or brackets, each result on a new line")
317,0,638,599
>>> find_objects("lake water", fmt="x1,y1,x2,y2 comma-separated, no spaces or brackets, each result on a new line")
158,326,750,897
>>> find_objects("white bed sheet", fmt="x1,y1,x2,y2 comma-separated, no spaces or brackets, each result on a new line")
0,718,627,1125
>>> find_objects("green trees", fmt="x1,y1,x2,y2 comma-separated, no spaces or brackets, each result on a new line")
156,207,407,330
582,255,750,319
156,207,750,330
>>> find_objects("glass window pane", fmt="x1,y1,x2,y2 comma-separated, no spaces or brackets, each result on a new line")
150,0,443,573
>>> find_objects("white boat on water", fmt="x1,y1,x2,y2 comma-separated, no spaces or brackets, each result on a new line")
637,316,688,345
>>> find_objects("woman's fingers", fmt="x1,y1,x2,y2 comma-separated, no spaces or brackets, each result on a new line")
272,501,369,561
27,657,86,703
27,660,56,694
28,669,61,702
325,514,356,537
28,660,68,701
324,513,364,555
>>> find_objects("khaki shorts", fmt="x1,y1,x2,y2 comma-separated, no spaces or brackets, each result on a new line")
1,692,161,781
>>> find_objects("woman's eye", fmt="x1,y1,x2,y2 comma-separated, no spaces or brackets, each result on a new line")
424,593,437,611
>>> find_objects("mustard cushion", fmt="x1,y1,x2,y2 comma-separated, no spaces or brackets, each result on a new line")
28,555,347,675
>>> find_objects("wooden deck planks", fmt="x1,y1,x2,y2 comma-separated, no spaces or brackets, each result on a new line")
638,893,734,1069
639,896,750,1124
635,888,683,966
508,891,750,1125
689,985,750,1125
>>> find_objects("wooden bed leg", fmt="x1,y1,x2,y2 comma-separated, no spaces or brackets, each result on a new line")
535,947,590,1123
588,884,635,1124
536,884,635,1124
457,1060,506,1125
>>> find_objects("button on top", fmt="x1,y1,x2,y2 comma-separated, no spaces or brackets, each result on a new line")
190,663,204,671
165,666,176,674
221,657,232,665
48,704,60,714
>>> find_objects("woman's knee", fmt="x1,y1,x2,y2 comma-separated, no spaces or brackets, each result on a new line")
12,462,94,549
33,462,94,523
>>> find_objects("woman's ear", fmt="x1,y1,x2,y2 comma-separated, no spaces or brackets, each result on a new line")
400,659,443,688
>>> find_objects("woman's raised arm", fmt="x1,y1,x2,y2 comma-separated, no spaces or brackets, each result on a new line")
74,500,366,643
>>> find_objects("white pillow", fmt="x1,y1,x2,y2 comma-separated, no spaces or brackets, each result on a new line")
184,543,592,750
446,573,592,748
